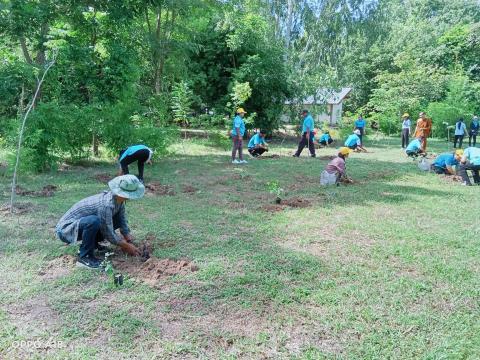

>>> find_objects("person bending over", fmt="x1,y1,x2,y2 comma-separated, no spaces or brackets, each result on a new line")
318,130,334,147
344,129,367,152
458,147,480,186
248,130,268,157
56,175,143,269
118,144,153,183
405,138,425,158
320,147,352,185
431,150,463,175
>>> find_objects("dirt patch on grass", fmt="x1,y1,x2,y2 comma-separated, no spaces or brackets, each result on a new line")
0,202,36,215
38,254,76,280
257,154,280,159
262,197,311,212
145,182,176,196
318,155,336,160
113,256,198,287
93,173,113,183
15,184,58,197
182,185,198,193
441,174,462,184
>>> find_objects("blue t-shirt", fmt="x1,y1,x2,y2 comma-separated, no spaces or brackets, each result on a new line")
464,147,480,166
319,133,331,142
405,139,421,152
248,133,266,148
231,115,246,137
433,153,458,169
355,119,366,129
302,114,314,133
345,134,360,147
119,145,151,162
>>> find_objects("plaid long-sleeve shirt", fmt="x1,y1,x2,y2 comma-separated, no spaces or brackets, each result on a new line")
55,191,129,245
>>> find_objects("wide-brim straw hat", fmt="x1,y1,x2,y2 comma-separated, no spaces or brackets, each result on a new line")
108,175,145,199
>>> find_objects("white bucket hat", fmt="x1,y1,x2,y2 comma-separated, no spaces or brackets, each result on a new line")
354,129,361,135
108,175,145,199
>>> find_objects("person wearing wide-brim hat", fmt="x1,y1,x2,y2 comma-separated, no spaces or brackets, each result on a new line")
55,175,144,269
401,113,411,149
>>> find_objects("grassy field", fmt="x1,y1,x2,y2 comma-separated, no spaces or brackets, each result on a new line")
0,136,479,359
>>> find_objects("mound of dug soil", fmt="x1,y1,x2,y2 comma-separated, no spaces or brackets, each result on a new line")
15,184,58,197
93,173,112,184
145,182,176,196
262,197,311,212
182,185,198,193
38,254,76,280
0,202,35,215
113,257,198,287
257,154,280,159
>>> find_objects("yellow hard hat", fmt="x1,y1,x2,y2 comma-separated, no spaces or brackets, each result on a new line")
455,149,464,156
402,113,410,118
237,108,247,114
339,147,352,156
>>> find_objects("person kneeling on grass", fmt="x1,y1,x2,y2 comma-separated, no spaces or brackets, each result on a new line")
405,138,425,158
248,130,268,157
344,129,367,152
431,150,463,175
55,175,143,269
458,147,480,186
320,147,352,185
118,144,153,183
318,130,334,147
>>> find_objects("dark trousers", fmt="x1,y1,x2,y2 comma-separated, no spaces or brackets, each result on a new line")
454,135,464,148
231,137,243,161
458,163,480,185
401,129,410,148
320,139,333,146
248,147,267,157
469,132,477,146
295,133,315,157
355,127,364,145
432,165,446,174
77,214,123,258
120,149,150,181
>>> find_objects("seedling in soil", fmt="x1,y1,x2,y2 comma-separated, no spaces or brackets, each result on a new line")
267,181,284,204
114,273,124,286
102,252,124,286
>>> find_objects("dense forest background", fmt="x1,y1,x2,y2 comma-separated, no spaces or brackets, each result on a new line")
1,0,479,170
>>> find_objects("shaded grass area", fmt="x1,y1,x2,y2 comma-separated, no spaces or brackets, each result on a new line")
0,137,479,359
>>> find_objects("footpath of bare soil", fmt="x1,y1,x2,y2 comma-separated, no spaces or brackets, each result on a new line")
93,173,113,184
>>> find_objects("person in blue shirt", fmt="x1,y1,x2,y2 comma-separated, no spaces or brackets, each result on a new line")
344,129,367,152
353,115,366,145
118,144,153,183
293,110,316,157
231,108,247,164
468,116,479,147
248,130,268,157
431,150,463,175
405,138,424,158
318,130,334,147
459,147,480,185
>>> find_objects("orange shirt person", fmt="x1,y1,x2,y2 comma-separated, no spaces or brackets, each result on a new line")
414,112,432,151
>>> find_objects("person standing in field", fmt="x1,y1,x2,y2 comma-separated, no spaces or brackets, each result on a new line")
401,113,411,149
354,114,366,145
468,115,479,147
118,144,153,183
231,108,248,164
454,118,467,148
431,149,463,175
414,112,432,151
293,109,316,158
458,147,480,185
